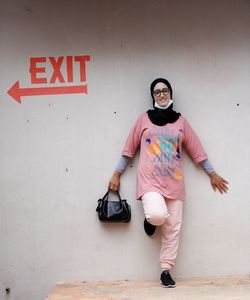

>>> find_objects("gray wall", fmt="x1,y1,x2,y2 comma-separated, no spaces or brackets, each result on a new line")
0,0,250,299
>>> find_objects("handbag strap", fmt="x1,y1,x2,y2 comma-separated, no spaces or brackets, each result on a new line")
102,190,123,203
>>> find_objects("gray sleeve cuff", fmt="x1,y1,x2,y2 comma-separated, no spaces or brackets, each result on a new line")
115,155,131,173
200,159,214,174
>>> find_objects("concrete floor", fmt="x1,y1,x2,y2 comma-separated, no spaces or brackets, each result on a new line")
45,276,250,300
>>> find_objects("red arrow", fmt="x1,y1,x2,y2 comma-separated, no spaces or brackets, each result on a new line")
7,81,88,103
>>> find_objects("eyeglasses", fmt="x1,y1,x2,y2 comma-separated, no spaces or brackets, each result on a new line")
153,88,170,97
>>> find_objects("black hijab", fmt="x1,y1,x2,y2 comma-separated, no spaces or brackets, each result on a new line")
147,78,181,126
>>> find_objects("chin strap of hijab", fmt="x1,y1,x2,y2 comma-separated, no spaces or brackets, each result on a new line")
154,99,173,110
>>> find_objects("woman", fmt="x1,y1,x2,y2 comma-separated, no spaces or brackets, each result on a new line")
108,78,228,288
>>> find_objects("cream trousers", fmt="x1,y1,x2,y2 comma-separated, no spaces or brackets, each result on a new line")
142,191,184,271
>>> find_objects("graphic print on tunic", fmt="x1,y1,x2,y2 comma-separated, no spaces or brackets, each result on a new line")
145,127,183,180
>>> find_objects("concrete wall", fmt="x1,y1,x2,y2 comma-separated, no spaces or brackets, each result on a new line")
0,0,249,299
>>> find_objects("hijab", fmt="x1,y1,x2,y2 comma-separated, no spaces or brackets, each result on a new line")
147,78,181,126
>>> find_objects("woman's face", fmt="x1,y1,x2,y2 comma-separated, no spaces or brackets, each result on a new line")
153,82,171,107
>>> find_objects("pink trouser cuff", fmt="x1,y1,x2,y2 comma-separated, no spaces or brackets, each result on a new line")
160,262,173,271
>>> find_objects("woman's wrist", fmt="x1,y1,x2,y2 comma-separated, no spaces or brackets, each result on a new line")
208,171,216,178
114,170,122,177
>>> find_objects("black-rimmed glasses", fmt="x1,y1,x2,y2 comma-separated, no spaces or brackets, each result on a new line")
153,88,170,97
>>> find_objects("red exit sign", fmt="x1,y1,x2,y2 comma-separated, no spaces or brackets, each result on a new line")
30,55,90,84
7,55,91,104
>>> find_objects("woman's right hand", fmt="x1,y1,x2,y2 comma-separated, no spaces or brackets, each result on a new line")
108,171,121,191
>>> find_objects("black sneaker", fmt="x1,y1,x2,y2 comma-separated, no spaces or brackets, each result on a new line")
160,270,176,288
144,218,156,236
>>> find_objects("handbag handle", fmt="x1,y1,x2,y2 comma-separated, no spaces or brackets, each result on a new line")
102,190,123,203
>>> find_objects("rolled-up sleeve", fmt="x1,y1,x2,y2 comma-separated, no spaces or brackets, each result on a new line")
183,118,208,163
122,115,144,158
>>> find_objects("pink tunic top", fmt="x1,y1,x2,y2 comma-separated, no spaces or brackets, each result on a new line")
122,113,208,200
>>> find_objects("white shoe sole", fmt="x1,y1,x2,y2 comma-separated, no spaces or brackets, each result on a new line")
161,283,176,288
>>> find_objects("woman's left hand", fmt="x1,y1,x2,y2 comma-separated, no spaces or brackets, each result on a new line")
209,171,229,194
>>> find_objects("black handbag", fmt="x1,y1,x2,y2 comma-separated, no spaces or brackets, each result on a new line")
96,190,131,223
